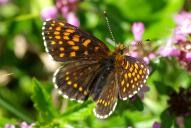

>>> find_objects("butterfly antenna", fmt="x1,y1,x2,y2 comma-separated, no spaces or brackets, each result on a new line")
104,11,116,47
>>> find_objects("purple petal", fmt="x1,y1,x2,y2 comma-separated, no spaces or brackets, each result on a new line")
20,122,34,128
137,85,150,99
148,53,156,59
172,32,187,42
174,12,191,25
157,39,178,57
0,0,8,4
66,12,80,27
4,124,15,128
176,116,184,128
143,57,149,64
186,52,191,61
41,6,58,21
68,0,77,3
56,0,63,9
175,20,191,35
152,122,161,128
168,48,181,57
158,46,172,57
132,22,145,41
61,6,69,17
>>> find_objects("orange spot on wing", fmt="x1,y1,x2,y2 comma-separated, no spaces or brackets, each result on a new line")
83,39,91,47
125,62,129,69
59,41,63,44
73,83,78,88
70,52,76,57
79,87,83,91
58,22,65,26
59,53,65,57
55,36,61,39
54,31,60,35
63,36,69,40
68,41,75,45
94,46,100,52
60,47,64,51
64,32,70,36
50,41,56,45
72,35,80,42
56,27,61,31
66,29,75,33
72,46,79,50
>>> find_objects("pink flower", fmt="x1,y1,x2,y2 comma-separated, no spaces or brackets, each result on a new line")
61,6,69,16
68,0,77,3
4,124,15,128
174,12,191,25
172,33,187,42
132,22,145,41
186,52,191,61
0,0,9,5
152,122,161,128
66,12,80,27
158,39,180,57
175,20,191,35
20,122,35,128
41,6,58,21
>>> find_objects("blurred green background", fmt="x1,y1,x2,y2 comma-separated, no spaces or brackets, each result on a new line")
0,0,191,128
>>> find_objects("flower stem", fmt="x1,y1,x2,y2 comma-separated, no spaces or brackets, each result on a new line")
0,97,33,123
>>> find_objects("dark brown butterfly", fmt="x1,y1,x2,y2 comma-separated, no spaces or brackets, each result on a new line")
42,19,150,119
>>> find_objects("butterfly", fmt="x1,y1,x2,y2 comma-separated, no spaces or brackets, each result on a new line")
42,19,150,119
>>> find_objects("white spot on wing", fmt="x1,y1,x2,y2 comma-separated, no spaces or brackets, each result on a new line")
63,94,69,99
122,97,127,100
93,101,117,119
77,100,83,103
133,91,137,95
128,94,133,98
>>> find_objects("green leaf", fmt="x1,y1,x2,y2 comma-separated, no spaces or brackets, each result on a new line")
133,96,144,111
154,81,174,95
185,115,191,128
31,78,58,122
160,109,175,128
60,100,92,118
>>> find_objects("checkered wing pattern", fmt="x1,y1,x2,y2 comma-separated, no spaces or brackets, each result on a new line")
42,19,110,62
53,61,101,103
93,71,118,119
116,56,150,100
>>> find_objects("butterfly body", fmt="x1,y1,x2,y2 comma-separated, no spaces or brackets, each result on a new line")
42,19,150,119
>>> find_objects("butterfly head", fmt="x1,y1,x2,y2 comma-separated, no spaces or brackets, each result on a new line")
114,44,127,55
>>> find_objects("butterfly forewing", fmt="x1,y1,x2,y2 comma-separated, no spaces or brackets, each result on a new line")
116,56,150,100
53,61,101,102
42,19,110,61
94,71,118,119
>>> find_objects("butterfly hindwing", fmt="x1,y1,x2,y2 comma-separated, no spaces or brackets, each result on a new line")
93,71,118,119
53,61,101,102
42,19,110,62
116,56,150,100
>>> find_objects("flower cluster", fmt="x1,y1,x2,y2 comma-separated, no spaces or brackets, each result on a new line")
41,0,80,27
4,122,35,128
167,87,191,116
128,22,157,64
158,11,191,73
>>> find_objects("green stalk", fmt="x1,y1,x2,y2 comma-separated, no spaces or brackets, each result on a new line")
0,97,33,123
